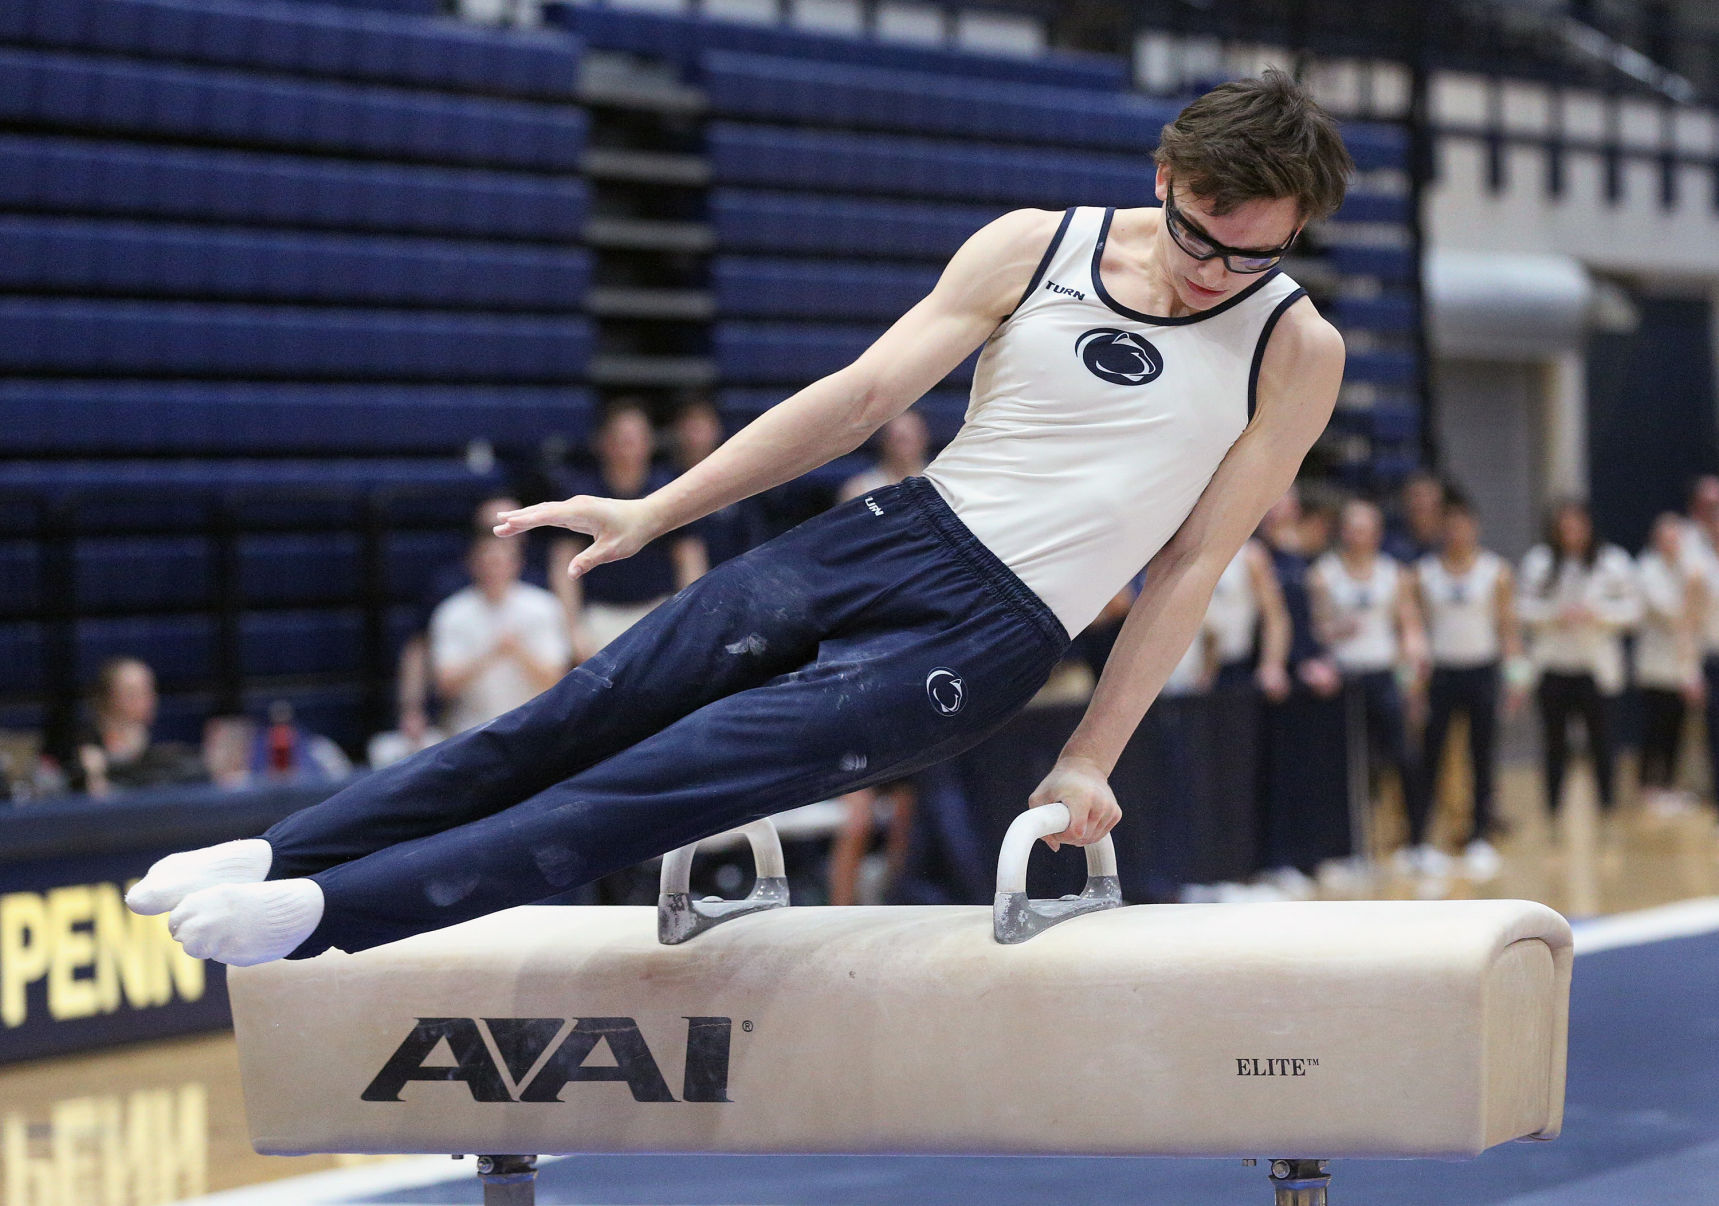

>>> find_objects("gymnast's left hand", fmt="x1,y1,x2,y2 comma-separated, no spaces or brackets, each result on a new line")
492,495,660,580
1026,756,1121,852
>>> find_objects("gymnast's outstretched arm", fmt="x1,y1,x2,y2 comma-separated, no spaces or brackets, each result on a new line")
491,209,1063,571
1029,297,1346,850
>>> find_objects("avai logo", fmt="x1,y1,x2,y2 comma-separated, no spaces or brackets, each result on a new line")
1076,328,1164,387
925,668,966,716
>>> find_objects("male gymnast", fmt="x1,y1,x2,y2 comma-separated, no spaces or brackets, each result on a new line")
130,69,1352,964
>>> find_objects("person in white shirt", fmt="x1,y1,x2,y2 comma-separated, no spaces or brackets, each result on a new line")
431,535,572,735
1414,493,1523,880
1636,512,1706,815
1517,499,1643,816
1311,498,1430,866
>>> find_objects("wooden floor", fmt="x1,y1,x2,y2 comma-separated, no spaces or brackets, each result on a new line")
3,763,1716,1206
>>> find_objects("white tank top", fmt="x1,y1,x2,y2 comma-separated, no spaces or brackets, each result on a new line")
922,206,1306,637
1205,544,1260,664
1635,550,1697,688
1417,550,1503,668
1315,552,1401,672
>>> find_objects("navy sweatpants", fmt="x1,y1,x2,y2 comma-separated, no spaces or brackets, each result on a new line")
265,477,1069,956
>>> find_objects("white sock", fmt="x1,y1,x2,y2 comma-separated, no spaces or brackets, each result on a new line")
167,880,324,967
126,839,273,915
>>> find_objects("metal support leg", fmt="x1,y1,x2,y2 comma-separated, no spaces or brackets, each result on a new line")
1267,1158,1330,1205
477,1154,537,1206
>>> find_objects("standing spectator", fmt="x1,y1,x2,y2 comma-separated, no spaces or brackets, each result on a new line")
1207,538,1292,696
73,657,206,796
1384,469,1447,563
1312,499,1430,872
1414,492,1523,882
838,410,931,502
558,401,708,659
1518,500,1643,819
1636,512,1706,817
1256,487,1348,895
431,535,572,735
394,494,553,755
1682,476,1719,803
670,396,757,567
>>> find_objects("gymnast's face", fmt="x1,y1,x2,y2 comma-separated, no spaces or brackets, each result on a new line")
1151,166,1301,311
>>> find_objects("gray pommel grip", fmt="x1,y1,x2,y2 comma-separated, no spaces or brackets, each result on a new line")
993,802,1122,944
657,818,790,944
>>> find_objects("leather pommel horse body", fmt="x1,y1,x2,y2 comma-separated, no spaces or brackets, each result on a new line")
230,808,1572,1205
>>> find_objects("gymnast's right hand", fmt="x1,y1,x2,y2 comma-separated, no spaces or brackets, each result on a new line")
1026,755,1121,852
492,495,659,580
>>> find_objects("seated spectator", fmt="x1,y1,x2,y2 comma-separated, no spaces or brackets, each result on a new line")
838,410,931,503
73,657,205,797
432,534,572,734
245,700,354,783
557,401,707,659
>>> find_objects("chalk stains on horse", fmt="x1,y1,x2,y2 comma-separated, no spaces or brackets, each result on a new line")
725,634,768,656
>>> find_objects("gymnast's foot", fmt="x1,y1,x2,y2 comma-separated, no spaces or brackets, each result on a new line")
168,880,324,966
126,839,274,915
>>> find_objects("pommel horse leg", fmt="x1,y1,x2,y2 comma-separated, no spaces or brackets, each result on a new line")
474,1154,537,1205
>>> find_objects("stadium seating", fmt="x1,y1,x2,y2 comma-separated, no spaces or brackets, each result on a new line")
712,190,1007,260
0,135,588,238
546,3,1127,90
2,0,579,99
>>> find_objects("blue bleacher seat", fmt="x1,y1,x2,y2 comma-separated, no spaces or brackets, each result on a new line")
0,136,589,238
1330,294,1419,333
239,533,363,605
1331,191,1411,225
546,4,1128,90
1327,245,1416,283
1343,349,1419,388
239,609,363,676
1339,122,1411,173
0,542,41,616
76,614,216,687
712,190,1008,259
0,624,47,694
716,322,978,385
75,535,211,608
708,122,1151,207
0,300,594,381
0,215,592,308
0,47,586,169
701,50,1178,152
0,381,593,455
713,258,939,320
0,458,506,495
3,0,583,101
718,387,966,445
384,529,469,601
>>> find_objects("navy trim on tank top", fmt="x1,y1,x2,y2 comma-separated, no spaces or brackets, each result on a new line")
1008,207,1076,318
1089,207,1282,326
1246,286,1309,422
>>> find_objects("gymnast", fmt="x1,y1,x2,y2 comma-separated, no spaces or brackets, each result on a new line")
129,70,1353,965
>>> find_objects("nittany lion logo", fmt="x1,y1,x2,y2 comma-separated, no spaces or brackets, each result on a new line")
925,668,966,716
1076,328,1164,386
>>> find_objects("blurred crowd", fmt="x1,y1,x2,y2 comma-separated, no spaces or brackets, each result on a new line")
14,400,1719,907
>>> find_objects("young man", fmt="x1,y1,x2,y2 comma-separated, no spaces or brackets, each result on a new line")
131,70,1352,965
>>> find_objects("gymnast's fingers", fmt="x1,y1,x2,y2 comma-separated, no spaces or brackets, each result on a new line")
493,499,592,538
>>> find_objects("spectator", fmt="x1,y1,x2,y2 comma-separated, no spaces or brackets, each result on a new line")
671,396,758,567
1207,538,1292,697
1636,512,1706,817
838,410,931,502
394,494,554,752
431,534,572,735
1311,499,1430,875
73,657,205,796
245,699,353,783
558,401,707,659
1682,477,1719,803
1384,469,1447,563
1255,486,1348,896
1413,492,1523,883
1518,499,1643,819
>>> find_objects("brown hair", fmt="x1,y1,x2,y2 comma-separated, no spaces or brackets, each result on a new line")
1154,68,1353,222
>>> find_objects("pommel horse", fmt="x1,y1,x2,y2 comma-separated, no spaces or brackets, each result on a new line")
229,806,1572,1205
